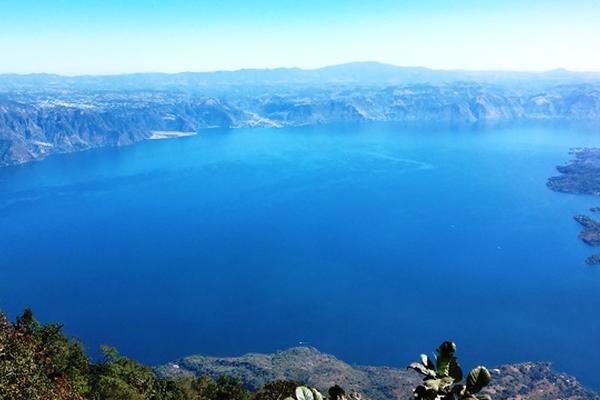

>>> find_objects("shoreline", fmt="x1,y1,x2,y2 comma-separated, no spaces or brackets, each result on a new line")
149,130,198,140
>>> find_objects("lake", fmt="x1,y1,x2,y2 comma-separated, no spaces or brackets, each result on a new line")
1,122,600,387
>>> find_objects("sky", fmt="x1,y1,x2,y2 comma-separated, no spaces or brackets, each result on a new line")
0,0,599,75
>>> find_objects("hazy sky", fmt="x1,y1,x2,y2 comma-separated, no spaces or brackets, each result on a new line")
1,0,599,75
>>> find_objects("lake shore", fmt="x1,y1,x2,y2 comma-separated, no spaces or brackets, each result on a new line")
149,131,198,140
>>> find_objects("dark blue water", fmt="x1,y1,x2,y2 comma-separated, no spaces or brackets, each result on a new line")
2,122,600,386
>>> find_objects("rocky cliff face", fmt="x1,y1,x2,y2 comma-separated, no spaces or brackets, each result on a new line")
0,95,247,166
1,82,600,167
154,347,599,400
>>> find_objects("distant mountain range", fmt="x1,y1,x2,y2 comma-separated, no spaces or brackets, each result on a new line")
154,347,600,400
1,62,600,167
2,62,600,90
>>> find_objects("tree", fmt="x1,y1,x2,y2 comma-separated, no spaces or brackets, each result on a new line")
213,375,253,400
254,380,302,400
0,309,87,400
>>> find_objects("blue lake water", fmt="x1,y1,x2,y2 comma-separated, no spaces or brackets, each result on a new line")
2,122,600,386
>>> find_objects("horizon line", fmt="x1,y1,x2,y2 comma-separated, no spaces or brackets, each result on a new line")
2,61,600,78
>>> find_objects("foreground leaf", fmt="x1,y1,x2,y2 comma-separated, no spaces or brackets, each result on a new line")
296,386,315,400
312,388,324,400
436,342,457,377
409,362,435,377
466,366,491,394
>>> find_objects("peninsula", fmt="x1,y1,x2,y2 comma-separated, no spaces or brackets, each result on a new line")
548,149,600,264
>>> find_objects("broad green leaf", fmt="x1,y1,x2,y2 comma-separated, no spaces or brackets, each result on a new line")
439,376,454,390
409,362,435,377
435,341,457,377
420,354,435,370
466,366,492,394
423,377,453,392
423,378,442,391
296,386,315,400
312,388,324,400
448,357,463,382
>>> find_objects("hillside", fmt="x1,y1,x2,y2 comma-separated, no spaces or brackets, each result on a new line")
2,308,598,399
2,81,600,167
155,347,600,400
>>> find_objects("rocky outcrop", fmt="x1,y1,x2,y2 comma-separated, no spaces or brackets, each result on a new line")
585,254,600,265
548,150,600,264
574,215,600,245
547,148,600,196
154,347,599,400
485,362,600,400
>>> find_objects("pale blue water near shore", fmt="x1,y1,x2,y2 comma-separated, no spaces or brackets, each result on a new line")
2,122,600,386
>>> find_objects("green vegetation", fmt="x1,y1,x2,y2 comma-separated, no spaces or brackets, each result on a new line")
408,341,491,400
0,309,254,400
1,309,492,399
284,386,325,400
253,380,301,400
0,308,89,400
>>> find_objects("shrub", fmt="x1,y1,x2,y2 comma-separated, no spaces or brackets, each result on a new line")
408,341,492,400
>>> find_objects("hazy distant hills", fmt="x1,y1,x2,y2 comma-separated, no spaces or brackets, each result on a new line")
1,62,600,166
154,347,600,400
2,62,600,90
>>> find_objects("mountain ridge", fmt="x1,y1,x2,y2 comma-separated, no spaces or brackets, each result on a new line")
154,346,600,400
2,62,600,89
3,61,600,77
